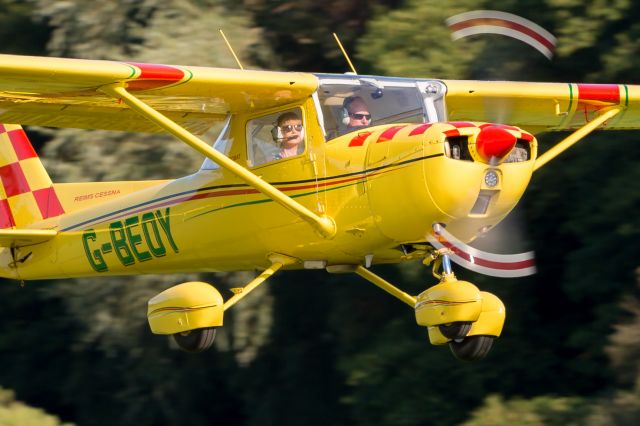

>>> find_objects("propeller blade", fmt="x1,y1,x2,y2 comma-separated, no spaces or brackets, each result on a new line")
428,223,536,278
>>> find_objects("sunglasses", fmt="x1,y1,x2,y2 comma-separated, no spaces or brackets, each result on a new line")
281,124,303,132
349,113,371,120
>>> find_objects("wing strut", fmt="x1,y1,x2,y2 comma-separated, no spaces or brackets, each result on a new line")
534,107,620,171
99,84,336,239
327,264,417,307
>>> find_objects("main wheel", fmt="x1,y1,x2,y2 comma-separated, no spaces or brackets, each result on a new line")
439,322,472,340
173,327,217,353
449,335,494,361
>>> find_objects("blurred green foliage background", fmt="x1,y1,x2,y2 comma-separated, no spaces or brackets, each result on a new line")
0,0,639,424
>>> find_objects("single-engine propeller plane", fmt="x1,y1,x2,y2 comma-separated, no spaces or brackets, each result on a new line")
0,52,637,360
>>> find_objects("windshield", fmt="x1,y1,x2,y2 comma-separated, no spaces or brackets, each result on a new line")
314,75,446,140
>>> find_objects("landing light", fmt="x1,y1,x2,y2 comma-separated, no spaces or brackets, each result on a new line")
484,170,499,187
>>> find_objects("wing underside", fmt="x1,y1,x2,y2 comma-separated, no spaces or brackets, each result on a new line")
0,54,318,134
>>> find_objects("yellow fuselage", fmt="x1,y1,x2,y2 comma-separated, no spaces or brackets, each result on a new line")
2,100,537,280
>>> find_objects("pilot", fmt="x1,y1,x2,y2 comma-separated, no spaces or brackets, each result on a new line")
273,112,304,159
343,96,372,129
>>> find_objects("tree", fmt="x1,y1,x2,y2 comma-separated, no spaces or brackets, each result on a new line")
0,388,74,426
0,0,49,55
236,0,403,72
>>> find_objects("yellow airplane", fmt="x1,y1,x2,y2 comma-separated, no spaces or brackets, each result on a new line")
0,53,636,361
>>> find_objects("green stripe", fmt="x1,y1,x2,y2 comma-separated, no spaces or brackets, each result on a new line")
187,181,361,221
558,83,574,129
124,64,138,79
170,68,194,89
609,84,629,128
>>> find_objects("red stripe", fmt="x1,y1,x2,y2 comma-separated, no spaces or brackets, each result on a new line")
0,124,6,133
419,300,473,305
0,199,15,228
33,187,65,219
449,18,555,52
126,63,185,91
377,125,406,142
131,63,185,80
8,129,37,160
520,132,534,142
187,188,258,200
277,173,375,192
73,152,425,230
408,123,433,136
439,239,535,270
449,121,477,128
348,131,372,147
479,123,519,131
417,300,476,309
0,163,30,197
444,129,460,137
80,168,397,228
577,84,620,104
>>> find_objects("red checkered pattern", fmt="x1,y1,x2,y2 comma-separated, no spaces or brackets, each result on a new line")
0,124,65,229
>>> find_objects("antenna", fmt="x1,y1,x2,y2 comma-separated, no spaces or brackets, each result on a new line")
219,29,244,70
332,32,357,74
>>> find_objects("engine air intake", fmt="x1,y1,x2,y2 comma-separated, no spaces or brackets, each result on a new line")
445,136,473,161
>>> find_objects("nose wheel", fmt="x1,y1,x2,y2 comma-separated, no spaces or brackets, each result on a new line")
449,335,495,361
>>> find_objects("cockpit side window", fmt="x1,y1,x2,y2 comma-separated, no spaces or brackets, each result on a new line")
246,107,306,167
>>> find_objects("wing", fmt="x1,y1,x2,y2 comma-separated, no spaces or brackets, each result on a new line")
0,54,336,238
443,80,640,133
0,54,318,134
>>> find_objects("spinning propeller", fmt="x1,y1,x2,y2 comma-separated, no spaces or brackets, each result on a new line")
428,222,536,278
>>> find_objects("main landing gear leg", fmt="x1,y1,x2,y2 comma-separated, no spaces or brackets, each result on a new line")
147,253,298,353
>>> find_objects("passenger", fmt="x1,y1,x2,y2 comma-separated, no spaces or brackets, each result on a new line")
273,112,304,159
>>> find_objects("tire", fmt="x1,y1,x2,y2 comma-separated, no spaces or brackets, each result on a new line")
449,335,494,361
173,327,217,353
439,322,472,340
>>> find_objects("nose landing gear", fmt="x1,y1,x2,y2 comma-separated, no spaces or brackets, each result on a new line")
416,250,505,361
342,248,505,361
